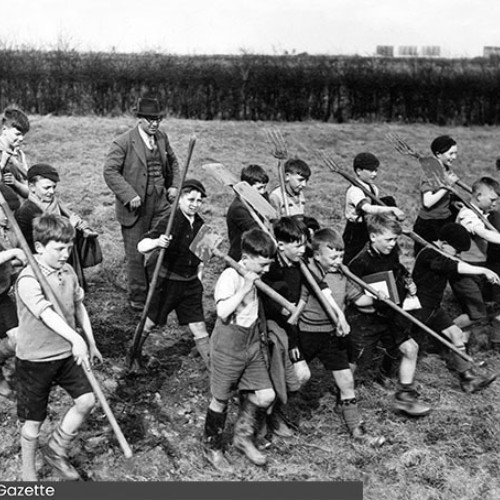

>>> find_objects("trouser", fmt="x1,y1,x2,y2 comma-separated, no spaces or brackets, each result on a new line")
121,189,169,303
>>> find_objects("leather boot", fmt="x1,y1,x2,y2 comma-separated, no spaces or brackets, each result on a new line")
340,399,385,448
459,369,497,394
202,408,233,472
42,426,81,480
233,398,267,466
393,383,431,417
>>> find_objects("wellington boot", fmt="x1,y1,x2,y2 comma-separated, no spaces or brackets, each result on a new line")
43,426,80,481
202,408,233,473
233,399,267,466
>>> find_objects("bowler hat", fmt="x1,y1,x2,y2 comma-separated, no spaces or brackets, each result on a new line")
182,178,207,198
27,163,60,183
134,98,165,119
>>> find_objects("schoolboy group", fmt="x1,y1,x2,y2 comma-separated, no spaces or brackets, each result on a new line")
1,98,500,481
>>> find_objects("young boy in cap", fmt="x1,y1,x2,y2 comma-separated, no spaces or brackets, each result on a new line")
136,179,211,367
0,106,30,199
413,135,460,255
103,96,180,311
347,214,431,417
412,223,498,392
269,158,311,217
343,152,405,265
0,184,27,399
15,164,96,289
15,214,102,481
297,228,385,446
448,177,500,350
227,164,270,261
203,228,276,470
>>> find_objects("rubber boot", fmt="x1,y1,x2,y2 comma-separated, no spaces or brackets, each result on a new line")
255,407,271,451
393,382,431,417
21,429,39,481
202,408,233,472
195,336,211,369
340,399,385,448
42,425,81,480
233,398,267,466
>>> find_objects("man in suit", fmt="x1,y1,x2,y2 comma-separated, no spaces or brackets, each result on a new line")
103,97,180,310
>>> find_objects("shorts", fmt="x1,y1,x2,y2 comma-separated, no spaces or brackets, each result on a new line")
16,356,92,422
0,292,18,338
348,309,412,365
299,331,350,371
148,277,204,326
449,272,489,322
210,320,272,401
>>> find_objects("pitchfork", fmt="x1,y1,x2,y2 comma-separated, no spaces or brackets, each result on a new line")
264,128,289,215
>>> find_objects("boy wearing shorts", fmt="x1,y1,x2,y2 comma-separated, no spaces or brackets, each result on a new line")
298,228,385,446
347,214,431,417
137,179,210,367
412,223,498,392
15,214,102,481
203,228,276,469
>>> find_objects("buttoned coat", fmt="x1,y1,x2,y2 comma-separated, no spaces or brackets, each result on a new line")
103,125,180,227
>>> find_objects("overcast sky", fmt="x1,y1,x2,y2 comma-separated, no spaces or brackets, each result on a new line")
1,0,499,57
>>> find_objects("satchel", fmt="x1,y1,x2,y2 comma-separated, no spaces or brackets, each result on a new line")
76,231,103,268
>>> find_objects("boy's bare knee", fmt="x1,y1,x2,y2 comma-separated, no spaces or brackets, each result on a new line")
399,338,418,359
189,322,209,339
74,392,95,414
254,388,275,408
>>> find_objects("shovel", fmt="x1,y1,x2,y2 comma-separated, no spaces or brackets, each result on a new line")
0,190,133,458
127,136,197,370
189,225,298,315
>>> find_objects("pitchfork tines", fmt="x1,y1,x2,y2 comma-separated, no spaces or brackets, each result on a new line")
264,128,288,160
385,133,421,159
315,150,344,174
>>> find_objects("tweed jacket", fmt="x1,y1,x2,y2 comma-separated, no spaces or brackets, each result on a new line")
103,125,180,226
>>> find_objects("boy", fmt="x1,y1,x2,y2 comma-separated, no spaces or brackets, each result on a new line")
297,228,385,446
269,158,311,217
227,164,269,261
203,228,276,469
15,214,102,481
137,179,210,367
0,184,26,398
0,106,30,199
343,152,405,265
450,177,500,350
347,214,431,417
412,223,498,392
261,216,309,437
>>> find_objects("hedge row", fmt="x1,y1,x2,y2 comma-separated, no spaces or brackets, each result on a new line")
1,49,500,124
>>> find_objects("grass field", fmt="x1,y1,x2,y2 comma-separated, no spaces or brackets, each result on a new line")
1,116,500,499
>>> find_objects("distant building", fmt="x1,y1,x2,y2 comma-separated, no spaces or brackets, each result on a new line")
376,45,394,57
484,46,500,57
421,46,441,57
398,46,418,57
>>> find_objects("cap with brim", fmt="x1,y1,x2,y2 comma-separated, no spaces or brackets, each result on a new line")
182,178,207,198
27,163,60,183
